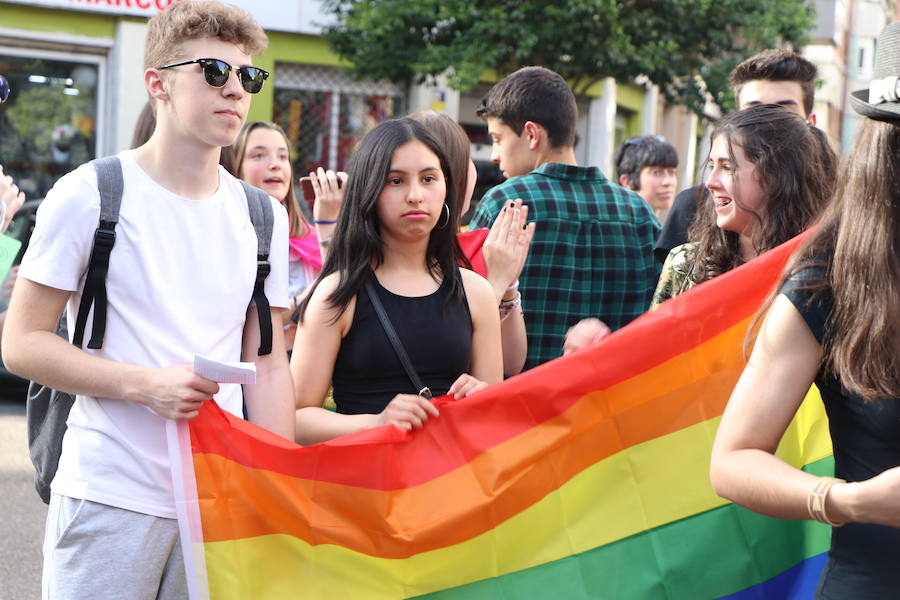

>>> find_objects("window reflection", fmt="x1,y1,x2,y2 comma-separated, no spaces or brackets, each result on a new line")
0,55,98,199
273,88,403,177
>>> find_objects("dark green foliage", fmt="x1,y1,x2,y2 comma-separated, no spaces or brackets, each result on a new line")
322,0,814,114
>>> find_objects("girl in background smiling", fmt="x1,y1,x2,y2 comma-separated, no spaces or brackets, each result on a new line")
224,121,340,349
650,104,835,306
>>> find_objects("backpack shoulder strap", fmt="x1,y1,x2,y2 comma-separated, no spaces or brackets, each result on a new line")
363,277,432,399
72,156,123,349
240,181,274,356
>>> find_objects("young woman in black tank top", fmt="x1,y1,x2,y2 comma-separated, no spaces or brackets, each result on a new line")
711,23,900,598
289,119,503,445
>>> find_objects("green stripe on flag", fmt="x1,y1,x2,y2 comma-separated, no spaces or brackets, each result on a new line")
414,458,833,600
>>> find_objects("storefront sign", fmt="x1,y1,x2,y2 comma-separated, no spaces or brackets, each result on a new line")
1,0,333,33
1,0,179,17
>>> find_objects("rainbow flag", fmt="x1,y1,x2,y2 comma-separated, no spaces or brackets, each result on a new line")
167,233,833,599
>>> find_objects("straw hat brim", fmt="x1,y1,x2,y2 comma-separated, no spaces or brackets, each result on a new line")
850,88,900,122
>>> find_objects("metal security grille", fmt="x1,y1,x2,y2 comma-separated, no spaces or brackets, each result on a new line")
274,63,406,175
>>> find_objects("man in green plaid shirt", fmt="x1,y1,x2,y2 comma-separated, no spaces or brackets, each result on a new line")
469,67,661,370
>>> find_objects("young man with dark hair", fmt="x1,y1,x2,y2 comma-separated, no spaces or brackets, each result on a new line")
654,49,819,262
469,67,660,371
614,135,679,220
729,48,817,123
1,2,293,598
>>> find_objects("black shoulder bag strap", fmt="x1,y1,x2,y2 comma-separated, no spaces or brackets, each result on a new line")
72,156,123,349
363,278,432,399
240,181,274,356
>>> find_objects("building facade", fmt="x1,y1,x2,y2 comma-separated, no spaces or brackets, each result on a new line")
1,0,710,205
0,0,410,200
804,0,892,152
2,0,885,208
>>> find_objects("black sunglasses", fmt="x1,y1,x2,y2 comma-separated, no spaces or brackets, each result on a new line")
158,58,269,94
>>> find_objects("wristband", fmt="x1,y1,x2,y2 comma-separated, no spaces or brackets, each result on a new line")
313,219,337,225
498,290,522,321
807,476,845,527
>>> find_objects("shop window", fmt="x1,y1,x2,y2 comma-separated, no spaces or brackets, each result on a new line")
0,53,100,199
273,63,405,176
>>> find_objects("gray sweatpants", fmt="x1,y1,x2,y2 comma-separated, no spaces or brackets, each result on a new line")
42,493,187,600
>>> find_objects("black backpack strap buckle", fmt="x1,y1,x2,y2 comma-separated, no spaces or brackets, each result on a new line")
253,255,273,355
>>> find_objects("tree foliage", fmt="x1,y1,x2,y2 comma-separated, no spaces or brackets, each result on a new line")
322,0,814,114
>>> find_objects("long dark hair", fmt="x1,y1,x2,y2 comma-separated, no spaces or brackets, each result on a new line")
689,104,836,283
298,118,465,322
409,111,470,221
761,117,900,400
409,110,473,270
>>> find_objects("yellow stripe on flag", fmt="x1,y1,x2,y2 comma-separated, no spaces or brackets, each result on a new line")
201,388,830,600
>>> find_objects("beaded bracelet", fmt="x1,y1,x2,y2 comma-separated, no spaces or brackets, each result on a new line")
807,476,845,527
498,290,522,321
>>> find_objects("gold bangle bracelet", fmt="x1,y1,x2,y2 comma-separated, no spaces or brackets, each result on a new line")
807,476,845,527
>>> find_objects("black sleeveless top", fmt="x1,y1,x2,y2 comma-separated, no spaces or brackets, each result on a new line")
782,265,900,600
332,268,473,415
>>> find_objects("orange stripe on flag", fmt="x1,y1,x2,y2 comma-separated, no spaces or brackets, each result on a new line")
197,317,752,555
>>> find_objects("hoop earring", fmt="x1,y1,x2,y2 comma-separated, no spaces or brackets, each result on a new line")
436,203,450,230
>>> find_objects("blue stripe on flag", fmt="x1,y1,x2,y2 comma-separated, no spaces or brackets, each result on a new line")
717,553,827,600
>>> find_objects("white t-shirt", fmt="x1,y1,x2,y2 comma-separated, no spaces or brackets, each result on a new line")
18,150,289,518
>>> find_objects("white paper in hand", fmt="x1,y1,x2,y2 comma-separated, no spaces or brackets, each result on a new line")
193,354,257,384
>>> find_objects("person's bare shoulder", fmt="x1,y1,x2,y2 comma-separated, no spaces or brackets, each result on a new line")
301,272,355,336
459,268,497,309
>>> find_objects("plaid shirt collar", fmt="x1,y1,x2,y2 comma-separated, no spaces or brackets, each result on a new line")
530,162,606,183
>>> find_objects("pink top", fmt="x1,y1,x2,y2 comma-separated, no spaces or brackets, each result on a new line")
288,227,322,271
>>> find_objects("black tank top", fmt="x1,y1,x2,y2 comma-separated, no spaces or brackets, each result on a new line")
332,268,473,415
783,266,900,599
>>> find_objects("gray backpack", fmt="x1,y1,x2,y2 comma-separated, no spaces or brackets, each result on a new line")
26,156,275,503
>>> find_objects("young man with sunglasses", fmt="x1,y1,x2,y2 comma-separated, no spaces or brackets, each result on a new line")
2,3,292,598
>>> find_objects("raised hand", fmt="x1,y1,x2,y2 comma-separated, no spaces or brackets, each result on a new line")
0,164,26,233
310,167,347,223
483,198,535,302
